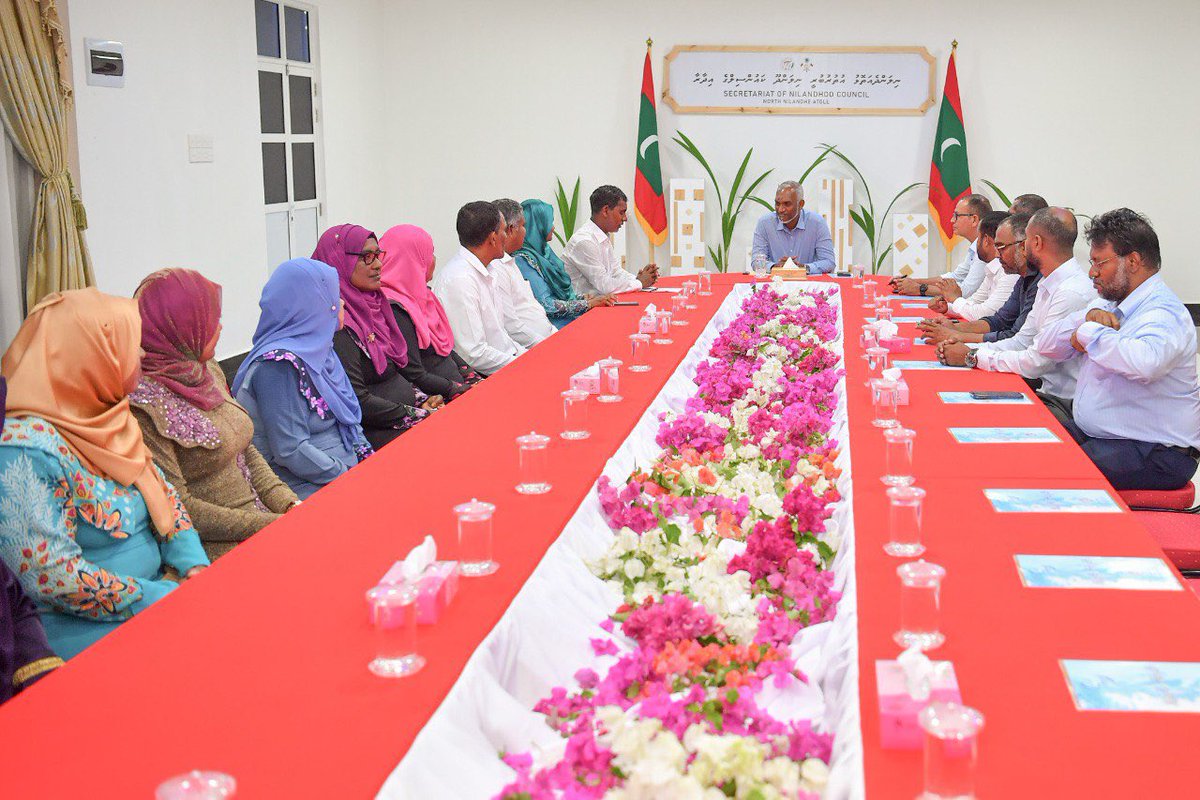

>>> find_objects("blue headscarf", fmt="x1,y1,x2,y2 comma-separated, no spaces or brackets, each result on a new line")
517,199,578,302
233,259,362,442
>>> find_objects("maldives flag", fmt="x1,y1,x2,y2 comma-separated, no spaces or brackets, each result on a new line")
634,42,667,247
928,43,971,249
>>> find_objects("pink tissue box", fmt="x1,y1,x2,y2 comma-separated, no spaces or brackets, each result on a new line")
876,659,961,750
880,336,912,354
570,370,599,394
376,560,459,625
638,315,657,334
895,378,910,406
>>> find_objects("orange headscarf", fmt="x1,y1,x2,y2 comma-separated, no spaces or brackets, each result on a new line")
2,288,174,535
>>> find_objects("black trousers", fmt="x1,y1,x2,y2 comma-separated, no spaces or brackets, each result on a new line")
1037,393,1199,491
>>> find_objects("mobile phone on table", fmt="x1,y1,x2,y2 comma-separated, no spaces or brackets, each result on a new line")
611,301,639,306
969,391,1025,400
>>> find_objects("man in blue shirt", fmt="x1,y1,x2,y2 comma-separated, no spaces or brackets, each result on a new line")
1036,208,1200,490
750,181,836,274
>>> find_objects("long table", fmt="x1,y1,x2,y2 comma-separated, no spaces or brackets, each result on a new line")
0,274,1196,798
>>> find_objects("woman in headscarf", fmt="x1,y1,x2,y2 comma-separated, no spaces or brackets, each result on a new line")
0,378,62,697
0,289,209,659
516,200,614,328
314,224,442,450
130,269,299,560
232,258,372,500
378,224,481,399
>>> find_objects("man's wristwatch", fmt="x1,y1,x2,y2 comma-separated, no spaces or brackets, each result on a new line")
919,283,928,296
964,350,978,369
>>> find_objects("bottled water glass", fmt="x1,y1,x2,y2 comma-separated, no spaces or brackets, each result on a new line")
515,432,551,495
919,702,985,800
682,280,699,309
882,427,916,486
365,582,425,677
698,272,712,295
670,293,688,325
597,357,623,403
895,559,945,651
653,310,673,344
866,346,890,387
454,498,498,577
629,333,651,372
871,378,900,428
851,263,865,287
885,485,926,556
560,389,590,440
862,279,877,307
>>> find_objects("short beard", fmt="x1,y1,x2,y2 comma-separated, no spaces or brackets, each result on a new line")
1097,261,1131,302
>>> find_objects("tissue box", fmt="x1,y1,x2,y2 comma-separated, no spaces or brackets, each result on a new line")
638,315,657,334
570,369,599,394
376,559,460,625
880,336,912,354
895,378,910,406
876,659,961,749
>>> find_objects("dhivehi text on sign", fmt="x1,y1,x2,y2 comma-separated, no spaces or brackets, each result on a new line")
664,46,936,116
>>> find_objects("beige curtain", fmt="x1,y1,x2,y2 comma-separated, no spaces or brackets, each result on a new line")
0,0,92,310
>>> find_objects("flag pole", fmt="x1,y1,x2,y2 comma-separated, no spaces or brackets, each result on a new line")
646,37,660,276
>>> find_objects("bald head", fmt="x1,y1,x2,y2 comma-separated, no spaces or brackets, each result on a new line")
1027,207,1077,255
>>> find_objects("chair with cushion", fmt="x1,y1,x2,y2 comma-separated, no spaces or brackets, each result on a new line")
1119,485,1200,574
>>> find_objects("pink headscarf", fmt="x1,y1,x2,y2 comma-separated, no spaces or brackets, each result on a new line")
135,268,226,411
378,225,456,357
312,223,409,374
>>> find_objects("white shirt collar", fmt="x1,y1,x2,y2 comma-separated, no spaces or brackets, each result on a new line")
1040,256,1081,290
581,219,607,242
459,246,490,278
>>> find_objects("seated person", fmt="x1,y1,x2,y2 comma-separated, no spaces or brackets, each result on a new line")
516,199,613,328
750,180,836,274
378,224,481,398
131,269,299,560
0,387,62,700
0,289,209,659
563,185,658,294
491,199,557,348
919,214,1039,346
1036,208,1200,490
233,258,373,499
926,211,1017,321
432,201,526,375
893,193,991,296
315,224,442,450
937,208,1095,402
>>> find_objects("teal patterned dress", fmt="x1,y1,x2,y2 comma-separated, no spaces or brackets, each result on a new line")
0,416,209,659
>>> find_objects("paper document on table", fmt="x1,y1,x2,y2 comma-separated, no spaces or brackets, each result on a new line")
950,427,1060,444
1016,555,1181,591
891,360,969,371
1062,660,1200,713
984,488,1121,514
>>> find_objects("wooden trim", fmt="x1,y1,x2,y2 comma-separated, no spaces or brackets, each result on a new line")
663,44,937,117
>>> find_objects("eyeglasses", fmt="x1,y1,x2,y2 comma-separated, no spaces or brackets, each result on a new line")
1088,255,1121,268
952,212,978,220
994,238,1026,254
348,250,385,264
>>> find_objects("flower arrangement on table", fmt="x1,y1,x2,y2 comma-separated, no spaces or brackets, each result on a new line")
496,286,846,799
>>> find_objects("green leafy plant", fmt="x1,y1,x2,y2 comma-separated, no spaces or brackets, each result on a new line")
821,143,924,275
552,177,581,248
672,131,775,272
978,179,1011,210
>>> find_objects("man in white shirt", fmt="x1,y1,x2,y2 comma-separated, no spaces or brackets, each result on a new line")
432,201,526,375
490,199,556,349
927,211,1018,321
1035,208,1200,489
563,185,657,295
893,193,991,298
937,207,1096,401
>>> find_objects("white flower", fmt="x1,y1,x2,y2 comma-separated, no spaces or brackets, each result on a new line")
624,559,646,580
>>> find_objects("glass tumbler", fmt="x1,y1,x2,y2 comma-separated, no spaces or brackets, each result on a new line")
885,485,926,556
866,346,890,387
895,559,946,650
851,263,865,288
597,357,623,403
875,302,894,323
882,427,916,486
698,272,712,295
671,293,688,325
871,378,900,428
919,702,985,800
454,498,498,577
561,389,590,440
861,323,879,352
156,772,237,800
682,280,699,309
629,333,651,372
654,310,674,344
862,279,877,307
515,432,551,494
366,582,425,676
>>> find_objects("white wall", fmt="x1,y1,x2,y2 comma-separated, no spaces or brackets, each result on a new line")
55,0,1200,360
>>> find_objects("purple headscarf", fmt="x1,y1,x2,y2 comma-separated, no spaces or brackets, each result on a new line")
312,224,409,374
135,269,226,410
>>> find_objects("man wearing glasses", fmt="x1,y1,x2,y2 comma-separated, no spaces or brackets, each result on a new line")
1034,209,1200,490
936,208,1095,404
893,193,991,297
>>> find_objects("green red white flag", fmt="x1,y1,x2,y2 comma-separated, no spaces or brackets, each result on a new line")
928,43,971,249
634,41,667,247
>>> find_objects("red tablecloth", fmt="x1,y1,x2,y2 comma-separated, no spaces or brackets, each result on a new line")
845,276,1200,798
1,274,1197,799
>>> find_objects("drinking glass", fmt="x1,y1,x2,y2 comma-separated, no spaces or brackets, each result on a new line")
850,263,865,288
882,427,916,487
871,378,900,428
156,772,237,800
671,293,688,325
875,303,894,323
629,333,651,372
861,323,879,352
862,279,877,307
597,357,623,403
751,253,770,278
895,559,945,650
682,280,699,308
653,310,674,344
366,582,425,676
919,702,985,800
866,346,890,386
698,272,712,295
515,432,551,494
561,389,590,440
885,485,926,556
454,498,498,577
